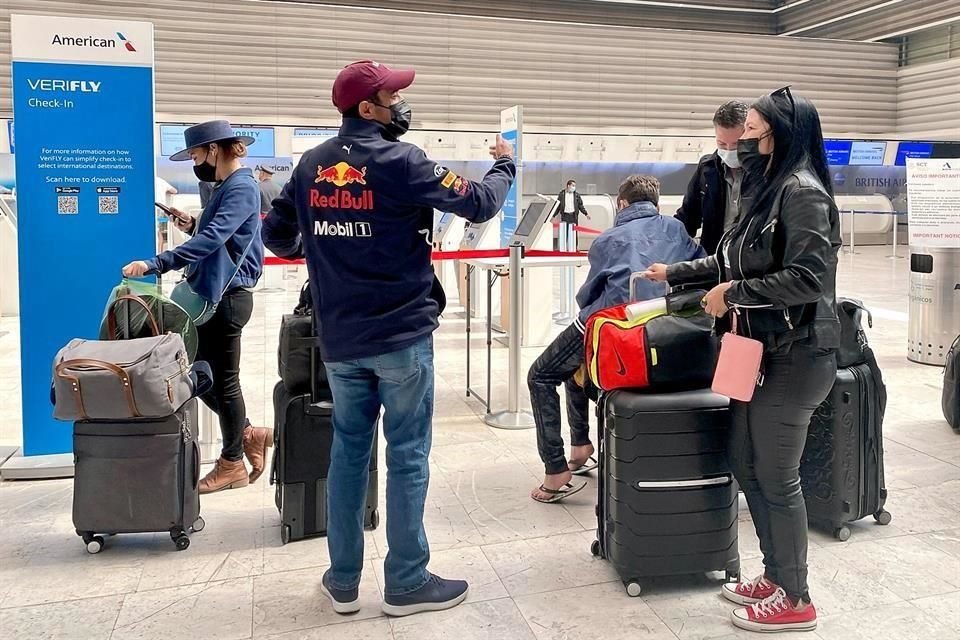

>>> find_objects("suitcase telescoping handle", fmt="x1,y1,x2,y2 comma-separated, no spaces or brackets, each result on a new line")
106,294,162,339
629,271,671,303
54,358,143,419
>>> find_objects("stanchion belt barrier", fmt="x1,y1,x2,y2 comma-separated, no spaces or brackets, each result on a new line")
551,222,602,235
264,248,587,267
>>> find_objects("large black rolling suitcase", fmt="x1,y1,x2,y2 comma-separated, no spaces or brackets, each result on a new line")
592,389,740,597
800,353,891,541
944,335,959,432
73,398,204,554
271,351,379,544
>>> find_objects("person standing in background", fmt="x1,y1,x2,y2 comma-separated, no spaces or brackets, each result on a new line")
676,100,748,255
256,165,281,214
553,179,590,253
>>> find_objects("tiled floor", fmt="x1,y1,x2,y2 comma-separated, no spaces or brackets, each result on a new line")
1,246,959,639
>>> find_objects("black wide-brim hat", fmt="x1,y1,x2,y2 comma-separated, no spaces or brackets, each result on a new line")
169,120,255,161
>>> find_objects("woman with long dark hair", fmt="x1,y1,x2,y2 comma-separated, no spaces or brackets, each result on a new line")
645,88,841,633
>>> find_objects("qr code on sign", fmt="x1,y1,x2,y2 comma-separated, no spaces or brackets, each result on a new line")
99,196,119,215
57,196,79,215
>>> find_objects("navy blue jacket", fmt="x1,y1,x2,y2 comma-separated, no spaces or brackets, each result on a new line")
262,118,516,362
575,201,705,328
147,168,263,303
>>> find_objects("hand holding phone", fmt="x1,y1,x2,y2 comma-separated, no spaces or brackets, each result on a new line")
156,202,194,231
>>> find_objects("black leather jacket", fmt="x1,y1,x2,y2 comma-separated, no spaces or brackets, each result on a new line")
666,168,841,351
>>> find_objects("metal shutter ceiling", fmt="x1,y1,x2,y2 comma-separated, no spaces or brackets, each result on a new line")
897,58,960,138
2,0,896,136
779,0,960,41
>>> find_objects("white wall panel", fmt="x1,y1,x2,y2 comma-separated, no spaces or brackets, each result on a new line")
897,58,960,139
1,0,897,136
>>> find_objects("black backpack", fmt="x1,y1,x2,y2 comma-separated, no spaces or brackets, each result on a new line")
277,282,327,394
836,298,872,369
944,335,960,433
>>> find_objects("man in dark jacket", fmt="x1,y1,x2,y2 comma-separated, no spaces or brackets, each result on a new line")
676,101,748,255
554,179,590,252
527,175,704,504
262,60,515,618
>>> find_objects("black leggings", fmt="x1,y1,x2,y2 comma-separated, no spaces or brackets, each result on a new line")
196,288,254,461
729,342,836,601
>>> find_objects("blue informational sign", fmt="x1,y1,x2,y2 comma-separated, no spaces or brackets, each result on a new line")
824,140,853,166
499,106,522,247
12,14,157,456
895,142,934,166
161,124,276,158
6,120,13,154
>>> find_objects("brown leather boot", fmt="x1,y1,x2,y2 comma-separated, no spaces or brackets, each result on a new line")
198,457,250,494
243,425,275,483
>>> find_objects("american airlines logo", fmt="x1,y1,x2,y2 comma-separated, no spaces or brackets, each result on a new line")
50,31,136,51
314,220,372,238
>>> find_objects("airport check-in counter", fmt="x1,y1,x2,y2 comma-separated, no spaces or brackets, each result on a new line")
456,216,501,317
496,198,560,347
834,194,897,247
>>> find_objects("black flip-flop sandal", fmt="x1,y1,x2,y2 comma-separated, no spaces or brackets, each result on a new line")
532,481,588,504
569,455,599,476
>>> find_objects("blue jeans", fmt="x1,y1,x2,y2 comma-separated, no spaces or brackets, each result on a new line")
324,335,434,596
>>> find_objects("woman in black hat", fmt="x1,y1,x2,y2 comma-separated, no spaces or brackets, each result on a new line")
123,120,268,494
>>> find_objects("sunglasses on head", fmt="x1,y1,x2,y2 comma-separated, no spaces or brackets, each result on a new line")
770,85,796,117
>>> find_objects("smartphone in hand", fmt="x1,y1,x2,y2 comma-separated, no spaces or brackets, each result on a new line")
156,201,190,224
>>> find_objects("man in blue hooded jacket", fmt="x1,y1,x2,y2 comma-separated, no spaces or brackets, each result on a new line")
527,175,705,504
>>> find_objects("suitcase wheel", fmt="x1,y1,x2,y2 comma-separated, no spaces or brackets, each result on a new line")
590,540,602,558
725,569,740,583
834,526,852,542
625,581,642,597
281,524,291,545
873,509,892,526
191,517,206,533
82,533,104,555
170,529,191,551
370,510,380,530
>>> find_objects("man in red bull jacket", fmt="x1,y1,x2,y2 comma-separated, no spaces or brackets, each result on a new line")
263,60,515,617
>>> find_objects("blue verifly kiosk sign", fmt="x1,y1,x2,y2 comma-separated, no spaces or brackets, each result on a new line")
12,14,156,456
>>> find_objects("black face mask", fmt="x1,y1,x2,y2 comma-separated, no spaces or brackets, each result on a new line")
374,99,412,140
193,150,217,182
737,137,771,177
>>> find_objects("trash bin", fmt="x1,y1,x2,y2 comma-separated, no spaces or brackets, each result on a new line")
908,247,960,365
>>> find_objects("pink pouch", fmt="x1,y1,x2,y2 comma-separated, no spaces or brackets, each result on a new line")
711,313,764,402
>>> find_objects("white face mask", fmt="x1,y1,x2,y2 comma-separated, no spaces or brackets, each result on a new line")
717,148,740,169
567,185,576,192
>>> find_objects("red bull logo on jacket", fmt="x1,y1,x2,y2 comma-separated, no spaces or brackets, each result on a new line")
315,162,367,187
309,189,374,210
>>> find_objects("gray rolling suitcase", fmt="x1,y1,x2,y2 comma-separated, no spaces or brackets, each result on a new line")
72,399,204,553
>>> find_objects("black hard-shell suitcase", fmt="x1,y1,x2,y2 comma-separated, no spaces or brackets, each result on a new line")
800,354,892,541
592,389,740,596
271,381,379,544
943,335,959,432
73,398,203,554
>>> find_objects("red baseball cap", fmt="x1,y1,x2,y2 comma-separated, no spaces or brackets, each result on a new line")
332,60,416,113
